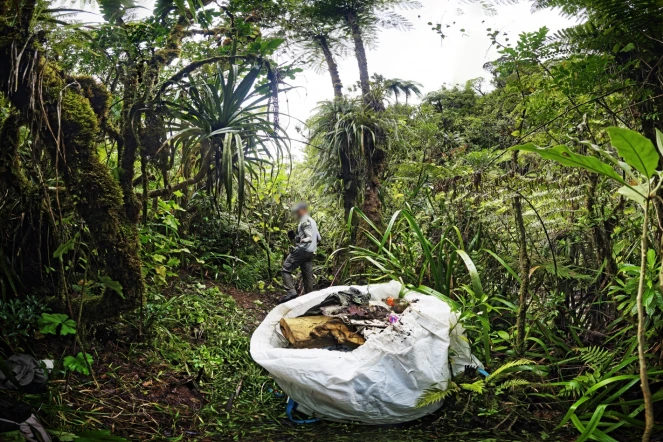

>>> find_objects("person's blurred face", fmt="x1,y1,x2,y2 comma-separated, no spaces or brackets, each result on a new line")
295,208,307,218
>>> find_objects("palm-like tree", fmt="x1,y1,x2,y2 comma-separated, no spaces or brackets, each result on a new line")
384,78,423,104
160,63,289,215
305,0,420,226
311,0,421,109
308,98,364,218
284,2,355,99
308,97,399,221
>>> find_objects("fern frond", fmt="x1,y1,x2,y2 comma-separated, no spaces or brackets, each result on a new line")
577,346,613,370
497,378,531,391
416,381,459,408
486,359,534,382
460,380,486,394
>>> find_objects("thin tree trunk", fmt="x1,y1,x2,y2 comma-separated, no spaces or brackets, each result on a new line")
345,10,384,112
316,35,343,99
316,34,356,217
512,151,530,354
346,10,370,103
120,79,141,223
637,200,654,442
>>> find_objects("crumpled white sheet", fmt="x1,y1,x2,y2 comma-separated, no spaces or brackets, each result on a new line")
250,281,483,424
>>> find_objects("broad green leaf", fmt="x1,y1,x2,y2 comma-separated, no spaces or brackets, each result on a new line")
607,127,659,178
39,313,76,335
511,144,625,184
98,275,124,298
63,352,93,375
616,184,646,206
264,37,285,51
656,129,663,159
456,250,484,298
53,236,77,259
60,318,77,335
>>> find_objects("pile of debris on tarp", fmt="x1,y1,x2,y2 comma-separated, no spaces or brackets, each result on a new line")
250,281,482,424
279,287,404,350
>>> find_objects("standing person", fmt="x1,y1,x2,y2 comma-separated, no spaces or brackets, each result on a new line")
278,202,321,304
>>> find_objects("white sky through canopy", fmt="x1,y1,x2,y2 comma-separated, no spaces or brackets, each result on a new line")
278,0,574,156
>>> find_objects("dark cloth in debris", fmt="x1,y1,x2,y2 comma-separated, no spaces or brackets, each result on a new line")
0,354,48,393
0,355,51,441
302,287,370,316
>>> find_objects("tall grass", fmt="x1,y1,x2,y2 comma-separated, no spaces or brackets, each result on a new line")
345,208,497,362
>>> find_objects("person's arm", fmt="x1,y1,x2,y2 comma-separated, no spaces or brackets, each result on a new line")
299,219,314,244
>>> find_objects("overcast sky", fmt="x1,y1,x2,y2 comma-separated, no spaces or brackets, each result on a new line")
276,0,575,155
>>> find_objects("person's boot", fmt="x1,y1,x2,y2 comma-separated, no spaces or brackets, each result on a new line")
277,292,298,304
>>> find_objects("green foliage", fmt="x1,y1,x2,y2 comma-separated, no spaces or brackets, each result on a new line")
552,352,663,440
348,208,474,300
49,430,129,442
610,249,663,317
383,78,423,104
417,359,535,408
140,198,199,286
97,275,123,298
577,346,613,371
606,128,659,179
513,143,626,184
485,359,534,382
165,63,290,215
308,97,399,212
39,313,76,336
63,352,94,375
0,295,49,348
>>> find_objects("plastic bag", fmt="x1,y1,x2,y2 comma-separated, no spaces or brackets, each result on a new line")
250,281,482,424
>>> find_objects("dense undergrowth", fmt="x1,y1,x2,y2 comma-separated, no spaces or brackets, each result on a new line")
2,277,578,441
2,0,663,441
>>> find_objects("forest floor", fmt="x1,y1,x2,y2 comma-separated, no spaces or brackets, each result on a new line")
22,277,575,441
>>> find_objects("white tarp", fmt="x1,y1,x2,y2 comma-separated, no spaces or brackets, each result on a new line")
250,281,482,424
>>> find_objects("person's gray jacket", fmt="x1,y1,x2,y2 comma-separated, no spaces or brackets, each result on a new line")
297,214,320,253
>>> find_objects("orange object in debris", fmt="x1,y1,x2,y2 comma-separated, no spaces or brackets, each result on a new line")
385,297,395,306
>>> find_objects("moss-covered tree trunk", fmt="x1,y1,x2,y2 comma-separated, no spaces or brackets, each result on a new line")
0,0,145,316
